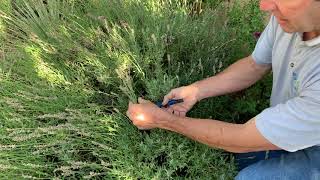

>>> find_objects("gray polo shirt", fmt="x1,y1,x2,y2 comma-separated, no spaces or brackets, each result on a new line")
252,16,320,152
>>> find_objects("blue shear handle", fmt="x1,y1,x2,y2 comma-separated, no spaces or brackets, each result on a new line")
167,99,183,106
156,99,184,108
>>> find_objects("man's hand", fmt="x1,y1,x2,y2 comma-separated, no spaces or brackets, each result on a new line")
126,97,172,130
162,85,199,116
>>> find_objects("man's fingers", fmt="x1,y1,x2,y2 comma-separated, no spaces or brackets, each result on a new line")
180,111,186,117
168,105,187,117
126,110,133,122
127,101,134,117
138,97,150,104
171,104,186,112
137,126,150,130
137,97,143,103
162,90,175,105
129,101,133,108
175,110,187,117
165,107,174,114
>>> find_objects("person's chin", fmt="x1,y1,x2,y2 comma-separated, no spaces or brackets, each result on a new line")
280,25,295,33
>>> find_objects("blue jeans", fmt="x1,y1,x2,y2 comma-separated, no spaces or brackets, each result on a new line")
234,146,320,180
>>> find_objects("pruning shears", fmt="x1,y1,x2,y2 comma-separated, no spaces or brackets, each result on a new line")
156,99,184,108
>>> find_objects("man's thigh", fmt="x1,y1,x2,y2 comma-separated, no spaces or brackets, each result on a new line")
235,146,320,180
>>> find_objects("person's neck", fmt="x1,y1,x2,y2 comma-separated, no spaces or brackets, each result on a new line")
303,30,320,41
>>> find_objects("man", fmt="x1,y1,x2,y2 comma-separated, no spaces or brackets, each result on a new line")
126,0,320,179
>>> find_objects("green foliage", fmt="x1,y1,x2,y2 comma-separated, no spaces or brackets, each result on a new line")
0,0,270,178
0,0,11,14
226,0,267,59
110,128,236,179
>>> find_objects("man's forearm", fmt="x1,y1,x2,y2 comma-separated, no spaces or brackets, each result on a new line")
158,116,249,152
158,115,279,153
191,56,271,101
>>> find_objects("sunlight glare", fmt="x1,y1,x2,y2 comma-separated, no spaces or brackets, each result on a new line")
136,114,145,121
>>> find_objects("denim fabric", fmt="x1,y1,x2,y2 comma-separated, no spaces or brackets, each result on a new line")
234,146,320,180
234,149,289,171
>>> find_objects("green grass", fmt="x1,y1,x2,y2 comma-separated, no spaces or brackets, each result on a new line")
0,0,269,179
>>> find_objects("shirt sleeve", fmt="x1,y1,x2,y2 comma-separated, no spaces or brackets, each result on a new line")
255,81,320,152
252,16,278,65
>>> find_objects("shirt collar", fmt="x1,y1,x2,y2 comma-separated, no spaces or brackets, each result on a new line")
297,33,320,47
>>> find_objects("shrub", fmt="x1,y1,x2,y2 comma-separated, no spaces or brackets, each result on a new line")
0,0,267,178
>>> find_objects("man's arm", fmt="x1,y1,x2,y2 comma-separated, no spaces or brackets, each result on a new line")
161,55,272,116
157,115,280,153
192,55,271,101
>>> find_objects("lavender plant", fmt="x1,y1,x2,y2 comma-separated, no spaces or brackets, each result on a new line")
0,0,266,178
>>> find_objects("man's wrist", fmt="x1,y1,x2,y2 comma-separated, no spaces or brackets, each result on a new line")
190,82,203,101
157,113,179,130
